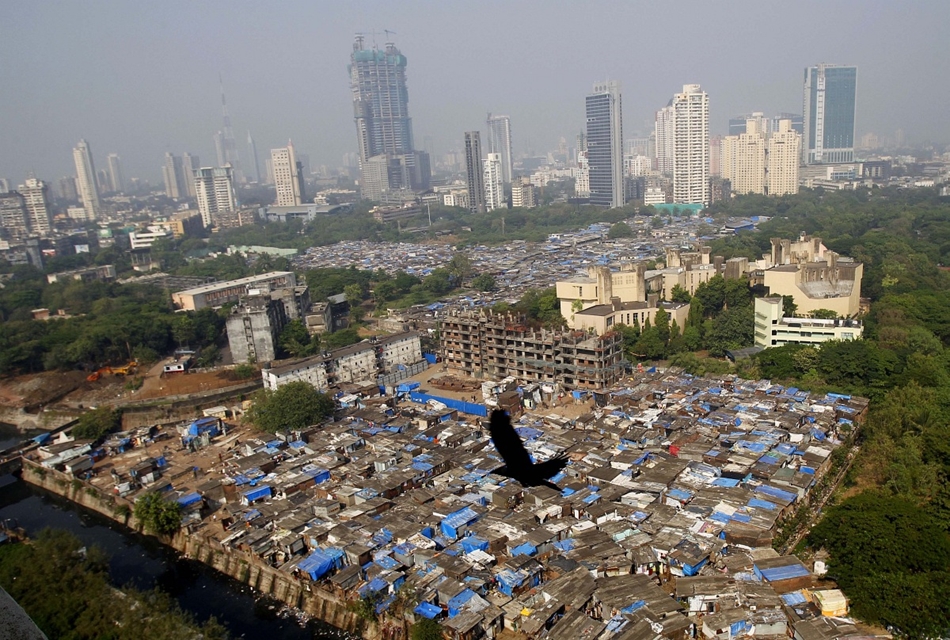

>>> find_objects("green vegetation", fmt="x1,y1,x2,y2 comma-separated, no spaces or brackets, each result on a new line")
410,617,444,640
133,492,182,536
246,380,334,433
492,287,565,329
72,406,122,441
0,529,227,639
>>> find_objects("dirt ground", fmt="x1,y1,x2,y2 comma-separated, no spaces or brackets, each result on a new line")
0,370,90,409
133,359,252,400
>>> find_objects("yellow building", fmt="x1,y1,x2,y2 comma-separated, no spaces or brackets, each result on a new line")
574,298,689,336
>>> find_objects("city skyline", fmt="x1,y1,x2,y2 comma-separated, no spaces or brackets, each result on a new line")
1,1,948,183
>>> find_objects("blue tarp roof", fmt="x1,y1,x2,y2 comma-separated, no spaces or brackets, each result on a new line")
242,485,272,502
176,492,202,506
511,542,536,557
414,602,442,619
298,550,335,580
755,562,811,582
755,484,797,503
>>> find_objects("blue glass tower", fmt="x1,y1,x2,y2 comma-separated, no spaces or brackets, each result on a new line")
803,64,857,164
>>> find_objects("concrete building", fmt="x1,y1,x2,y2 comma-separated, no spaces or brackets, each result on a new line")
0,191,29,237
722,119,767,195
163,153,188,199
754,297,863,348
511,176,537,209
463,131,486,213
655,103,675,175
73,139,101,220
803,64,857,165
194,166,236,228
226,292,289,364
58,176,79,201
172,271,296,311
440,310,625,390
574,297,689,337
767,120,801,196
483,152,504,212
106,153,123,193
47,264,116,284
18,177,52,235
129,226,173,249
182,153,199,197
272,141,306,207
486,114,513,184
672,85,710,206
763,235,863,318
574,152,590,198
586,81,624,208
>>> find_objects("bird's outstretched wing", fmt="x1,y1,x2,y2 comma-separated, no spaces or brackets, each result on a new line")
533,454,568,481
489,410,532,472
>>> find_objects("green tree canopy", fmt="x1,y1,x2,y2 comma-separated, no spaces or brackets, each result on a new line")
72,406,122,441
133,492,182,536
246,380,334,433
607,222,634,238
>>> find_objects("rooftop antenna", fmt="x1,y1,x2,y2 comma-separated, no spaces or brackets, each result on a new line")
384,29,397,42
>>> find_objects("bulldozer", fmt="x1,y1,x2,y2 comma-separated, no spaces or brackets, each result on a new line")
86,360,138,381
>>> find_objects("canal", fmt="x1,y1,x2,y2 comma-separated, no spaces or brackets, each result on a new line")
0,474,358,639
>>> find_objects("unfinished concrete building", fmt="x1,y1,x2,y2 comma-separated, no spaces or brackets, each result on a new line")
226,293,288,364
440,310,625,390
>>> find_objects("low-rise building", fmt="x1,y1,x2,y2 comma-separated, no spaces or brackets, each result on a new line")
754,297,863,348
574,297,689,335
173,271,296,311
46,264,117,284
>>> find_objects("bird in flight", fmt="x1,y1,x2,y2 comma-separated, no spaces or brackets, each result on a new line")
488,410,568,491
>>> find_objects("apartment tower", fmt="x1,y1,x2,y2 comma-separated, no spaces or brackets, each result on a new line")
72,139,101,220
271,141,306,206
484,152,504,212
486,114,513,184
194,166,236,228
767,120,801,196
672,84,710,206
463,131,486,214
586,81,624,208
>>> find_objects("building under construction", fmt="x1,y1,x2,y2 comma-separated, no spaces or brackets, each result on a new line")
440,309,625,390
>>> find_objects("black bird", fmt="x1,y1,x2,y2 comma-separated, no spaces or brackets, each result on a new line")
488,410,568,491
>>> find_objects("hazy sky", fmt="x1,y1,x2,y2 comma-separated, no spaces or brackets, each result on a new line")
1,0,947,184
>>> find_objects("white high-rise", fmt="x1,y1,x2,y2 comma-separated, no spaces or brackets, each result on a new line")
72,139,101,220
18,177,52,235
106,154,123,193
654,103,675,174
182,153,199,197
721,119,766,195
486,114,513,184
767,120,801,196
483,153,504,211
194,166,236,228
271,141,306,206
163,153,187,199
671,84,709,206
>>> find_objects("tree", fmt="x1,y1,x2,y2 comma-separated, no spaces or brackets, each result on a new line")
246,380,334,433
373,281,397,303
133,492,182,535
447,253,474,285
654,307,670,345
471,273,497,292
704,304,754,357
422,268,454,296
781,295,798,317
278,319,318,358
344,283,364,305
811,308,839,319
410,618,444,640
669,284,691,304
72,406,122,441
608,222,633,239
651,216,664,229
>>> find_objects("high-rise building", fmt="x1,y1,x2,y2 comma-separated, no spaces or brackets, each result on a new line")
654,103,675,174
463,131,486,214
484,152,504,212
72,139,101,220
0,179,9,193
709,136,722,177
58,176,78,201
217,79,243,183
511,176,537,209
247,131,262,184
194,166,236,228
182,153,199,197
106,154,123,193
671,84,710,206
486,114,513,184
728,120,767,195
575,151,591,198
767,119,801,196
18,177,52,235
771,113,803,136
803,64,857,164
0,191,29,237
349,37,429,199
271,141,306,207
162,153,188,199
586,81,624,208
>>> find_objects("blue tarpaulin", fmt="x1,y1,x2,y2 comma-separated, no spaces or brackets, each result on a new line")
460,537,489,553
32,432,52,445
242,485,272,503
298,550,335,580
447,589,476,617
511,542,536,557
755,484,797,504
409,391,487,417
176,492,202,507
620,600,646,614
440,507,479,540
754,562,811,582
414,602,442,619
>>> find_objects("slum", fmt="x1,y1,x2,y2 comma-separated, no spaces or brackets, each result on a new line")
56,367,874,640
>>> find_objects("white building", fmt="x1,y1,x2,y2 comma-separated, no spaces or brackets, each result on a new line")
163,153,187,199
194,166,236,228
271,141,306,207
654,103,675,175
511,176,537,209
106,153,123,193
575,151,590,198
672,85,710,206
754,297,862,348
625,154,654,177
129,226,173,249
483,152,504,211
486,114,513,184
724,119,767,195
767,120,801,196
18,177,51,235
181,153,199,197
72,139,101,220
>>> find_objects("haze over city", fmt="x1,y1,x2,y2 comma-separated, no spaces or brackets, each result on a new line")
1,0,947,183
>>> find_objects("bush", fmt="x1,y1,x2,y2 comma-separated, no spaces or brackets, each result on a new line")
133,492,182,535
72,406,122,441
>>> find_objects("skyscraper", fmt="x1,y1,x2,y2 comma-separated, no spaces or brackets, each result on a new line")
349,36,429,199
217,79,242,183
182,153,199,197
484,152,504,212
194,166,235,228
0,179,9,193
18,177,52,235
271,141,306,207
671,84,710,206
72,139,101,220
767,119,801,196
463,131,486,214
106,154,123,193
586,81,624,208
486,114,513,184
247,131,262,185
58,176,78,201
0,191,29,237
722,120,766,195
654,103,675,175
803,64,857,164
162,153,187,199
